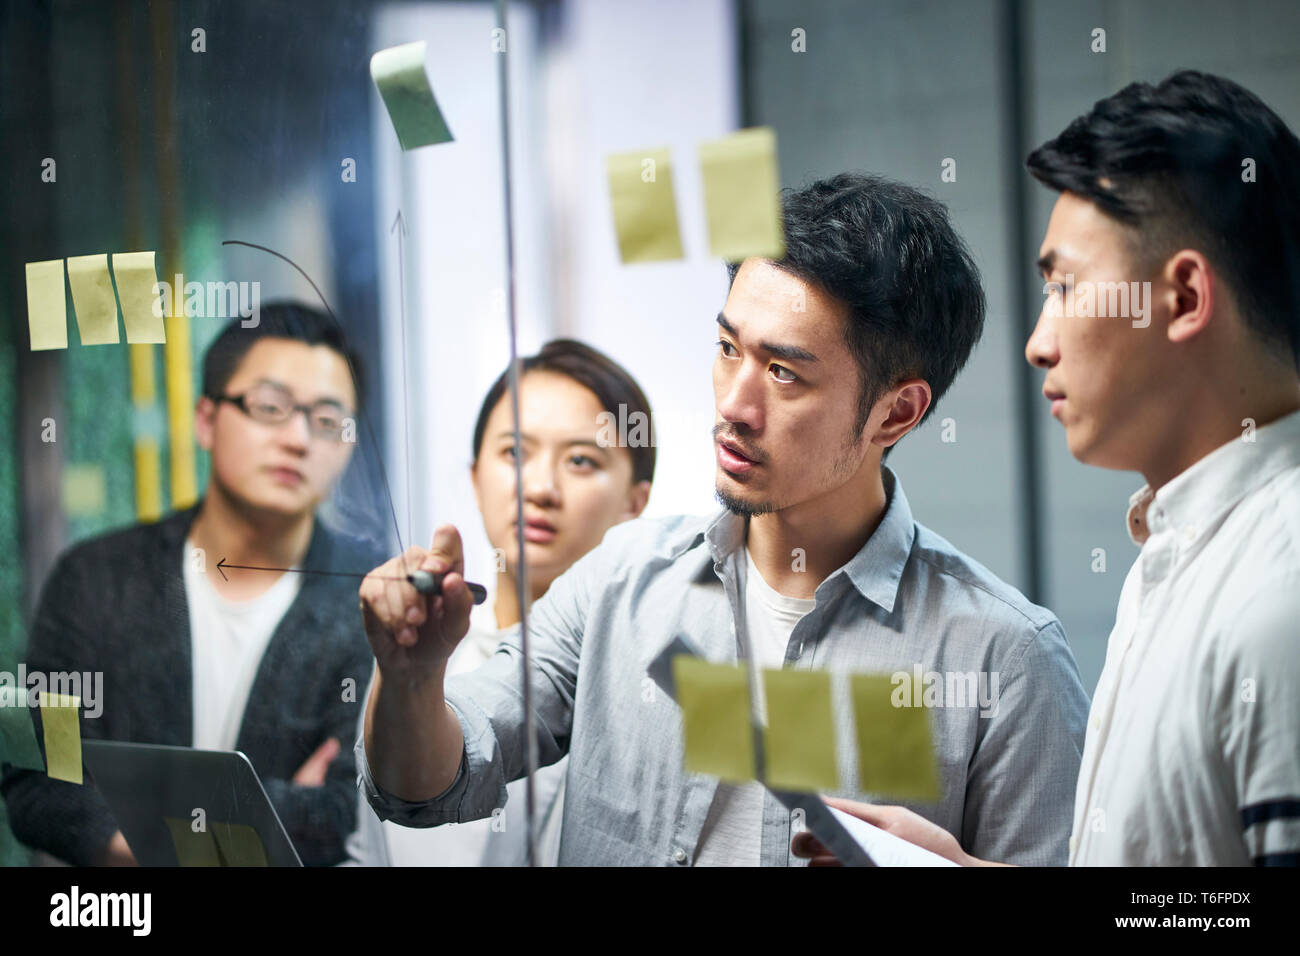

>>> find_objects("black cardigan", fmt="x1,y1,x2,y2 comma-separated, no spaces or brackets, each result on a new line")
1,505,379,866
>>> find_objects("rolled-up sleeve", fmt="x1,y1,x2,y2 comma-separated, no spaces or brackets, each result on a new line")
358,537,594,827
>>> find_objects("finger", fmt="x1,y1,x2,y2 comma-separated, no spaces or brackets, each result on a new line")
790,831,828,858
427,525,464,576
314,737,341,766
822,795,891,828
806,855,843,867
438,570,474,640
384,550,422,646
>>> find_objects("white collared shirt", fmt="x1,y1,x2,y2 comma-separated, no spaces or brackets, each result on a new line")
1069,407,1300,865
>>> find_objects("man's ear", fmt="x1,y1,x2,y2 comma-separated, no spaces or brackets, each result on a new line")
195,396,217,452
872,379,932,452
623,480,651,520
1162,249,1215,345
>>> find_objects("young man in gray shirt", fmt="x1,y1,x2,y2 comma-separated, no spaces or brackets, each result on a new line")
358,173,1090,866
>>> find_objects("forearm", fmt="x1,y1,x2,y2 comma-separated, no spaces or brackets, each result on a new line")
1,771,118,865
364,664,464,801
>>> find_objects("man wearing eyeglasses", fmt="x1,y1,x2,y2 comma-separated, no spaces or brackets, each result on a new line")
1,303,378,866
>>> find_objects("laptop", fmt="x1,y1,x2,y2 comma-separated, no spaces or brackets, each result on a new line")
82,740,302,866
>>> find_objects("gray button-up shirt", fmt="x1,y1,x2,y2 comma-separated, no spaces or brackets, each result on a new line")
359,467,1089,866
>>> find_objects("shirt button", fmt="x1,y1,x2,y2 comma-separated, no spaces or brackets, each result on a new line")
1090,715,1101,731
1069,835,1078,853
672,847,688,864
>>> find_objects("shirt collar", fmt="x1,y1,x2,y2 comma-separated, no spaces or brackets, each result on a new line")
694,465,916,614
1125,406,1300,547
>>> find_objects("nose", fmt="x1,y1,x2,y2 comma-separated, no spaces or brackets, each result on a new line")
1024,300,1059,370
521,449,559,507
277,408,312,452
714,356,765,434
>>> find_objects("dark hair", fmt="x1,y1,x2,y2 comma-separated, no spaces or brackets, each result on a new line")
471,339,656,485
1026,69,1300,369
201,302,366,409
727,172,985,456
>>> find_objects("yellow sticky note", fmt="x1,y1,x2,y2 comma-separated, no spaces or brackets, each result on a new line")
698,127,785,261
66,254,120,346
25,259,68,351
164,817,222,867
0,686,46,772
369,41,454,150
850,675,940,802
40,693,82,785
606,148,685,262
211,821,269,866
112,251,166,344
63,464,107,517
673,656,756,783
762,669,840,792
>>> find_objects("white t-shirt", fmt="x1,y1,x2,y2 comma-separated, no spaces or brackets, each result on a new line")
183,540,302,751
695,547,815,866
1069,408,1300,865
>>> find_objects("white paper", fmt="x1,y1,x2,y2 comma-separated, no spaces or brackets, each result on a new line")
829,807,960,867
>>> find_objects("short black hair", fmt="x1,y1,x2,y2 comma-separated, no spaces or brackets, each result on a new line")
727,172,985,456
1027,69,1300,369
201,302,366,409
471,338,656,484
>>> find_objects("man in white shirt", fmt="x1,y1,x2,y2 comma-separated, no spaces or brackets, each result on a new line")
795,70,1300,867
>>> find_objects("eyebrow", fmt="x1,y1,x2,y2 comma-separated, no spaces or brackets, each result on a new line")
253,378,347,408
716,312,819,364
491,431,610,454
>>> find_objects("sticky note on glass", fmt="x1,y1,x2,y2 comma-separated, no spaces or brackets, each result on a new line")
698,127,785,261
164,817,222,867
26,259,68,351
850,675,939,802
762,669,839,792
0,686,46,772
66,254,121,346
63,463,107,517
606,148,685,262
673,656,756,783
112,251,166,344
370,41,453,150
211,821,269,866
40,692,82,785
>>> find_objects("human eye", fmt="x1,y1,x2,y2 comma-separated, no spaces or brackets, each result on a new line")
770,364,797,383
716,339,737,357
568,453,600,471
311,405,344,432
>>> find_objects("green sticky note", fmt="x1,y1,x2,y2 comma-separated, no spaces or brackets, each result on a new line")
112,251,166,344
762,669,839,792
211,821,269,867
25,259,68,351
673,656,756,783
606,147,685,262
63,464,107,518
698,126,785,261
850,674,940,802
164,817,222,867
0,686,46,772
66,254,121,346
40,693,82,784
370,41,454,150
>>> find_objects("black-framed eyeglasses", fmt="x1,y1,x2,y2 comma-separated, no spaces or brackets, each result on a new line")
209,382,351,441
